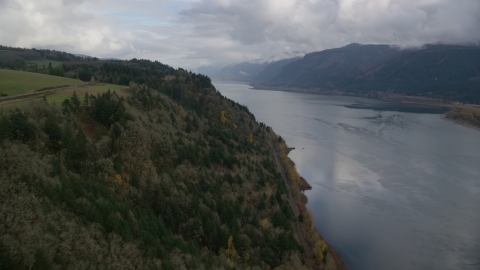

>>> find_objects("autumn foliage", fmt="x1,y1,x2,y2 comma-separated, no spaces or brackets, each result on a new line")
0,58,309,269
275,135,336,269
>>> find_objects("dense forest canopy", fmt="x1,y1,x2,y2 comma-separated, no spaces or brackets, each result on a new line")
0,46,341,269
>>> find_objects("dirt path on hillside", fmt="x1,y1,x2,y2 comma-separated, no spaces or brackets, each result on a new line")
268,139,313,270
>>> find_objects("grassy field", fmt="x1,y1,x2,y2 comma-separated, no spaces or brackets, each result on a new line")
25,59,63,67
0,83,130,109
0,69,82,96
45,83,129,104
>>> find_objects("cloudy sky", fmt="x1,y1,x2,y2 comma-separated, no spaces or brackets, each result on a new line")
1,0,479,69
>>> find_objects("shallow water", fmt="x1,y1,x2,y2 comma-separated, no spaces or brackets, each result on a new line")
214,81,480,270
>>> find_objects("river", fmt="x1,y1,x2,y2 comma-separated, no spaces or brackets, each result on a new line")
213,81,480,270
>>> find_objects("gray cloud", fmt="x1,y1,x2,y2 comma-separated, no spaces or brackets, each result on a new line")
0,0,479,69
181,0,480,48
62,0,86,7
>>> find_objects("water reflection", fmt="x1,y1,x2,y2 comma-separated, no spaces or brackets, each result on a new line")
214,82,480,270
344,101,450,114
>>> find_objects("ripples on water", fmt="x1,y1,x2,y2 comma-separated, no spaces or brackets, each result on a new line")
214,82,480,270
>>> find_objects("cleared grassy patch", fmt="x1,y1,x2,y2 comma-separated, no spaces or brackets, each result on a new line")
0,69,82,96
26,59,63,67
0,83,129,109
45,83,129,104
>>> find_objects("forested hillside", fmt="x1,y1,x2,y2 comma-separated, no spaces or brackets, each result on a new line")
263,44,480,104
0,47,343,269
253,58,301,83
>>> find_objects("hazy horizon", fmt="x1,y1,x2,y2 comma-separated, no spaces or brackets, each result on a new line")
1,0,479,69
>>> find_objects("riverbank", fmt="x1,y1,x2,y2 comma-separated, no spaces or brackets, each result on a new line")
251,84,480,131
269,136,347,270
442,110,480,131
214,81,480,269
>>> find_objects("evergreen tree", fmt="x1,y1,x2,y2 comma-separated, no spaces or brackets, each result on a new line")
70,91,80,109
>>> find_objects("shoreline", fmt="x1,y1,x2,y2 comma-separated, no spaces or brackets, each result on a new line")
286,149,346,270
251,84,480,131
256,84,478,270
249,83,450,106
270,139,348,270
441,112,480,131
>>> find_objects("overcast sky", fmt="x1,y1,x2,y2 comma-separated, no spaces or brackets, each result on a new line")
1,0,479,69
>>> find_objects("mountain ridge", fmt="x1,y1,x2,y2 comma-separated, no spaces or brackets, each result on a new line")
262,43,480,104
196,57,302,82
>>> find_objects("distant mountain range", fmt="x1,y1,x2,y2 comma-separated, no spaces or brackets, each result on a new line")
196,61,267,81
73,53,94,58
74,53,122,61
196,57,301,82
266,43,480,103
200,43,480,104
253,57,302,83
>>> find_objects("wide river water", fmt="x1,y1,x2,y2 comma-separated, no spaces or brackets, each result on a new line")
214,81,480,270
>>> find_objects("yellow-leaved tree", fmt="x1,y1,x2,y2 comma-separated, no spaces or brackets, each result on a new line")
225,236,238,262
287,167,300,184
114,174,122,183
314,238,327,261
220,110,226,125
260,218,270,230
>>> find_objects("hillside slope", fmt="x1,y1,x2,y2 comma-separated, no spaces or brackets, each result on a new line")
213,62,268,81
196,57,301,82
0,48,343,269
0,69,82,96
269,44,402,88
266,44,480,104
253,57,301,83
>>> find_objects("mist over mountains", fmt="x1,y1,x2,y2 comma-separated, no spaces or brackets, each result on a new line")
196,62,267,82
196,57,301,82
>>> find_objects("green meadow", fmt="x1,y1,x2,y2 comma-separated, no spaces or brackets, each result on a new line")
44,83,129,105
0,69,82,96
1,82,129,109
